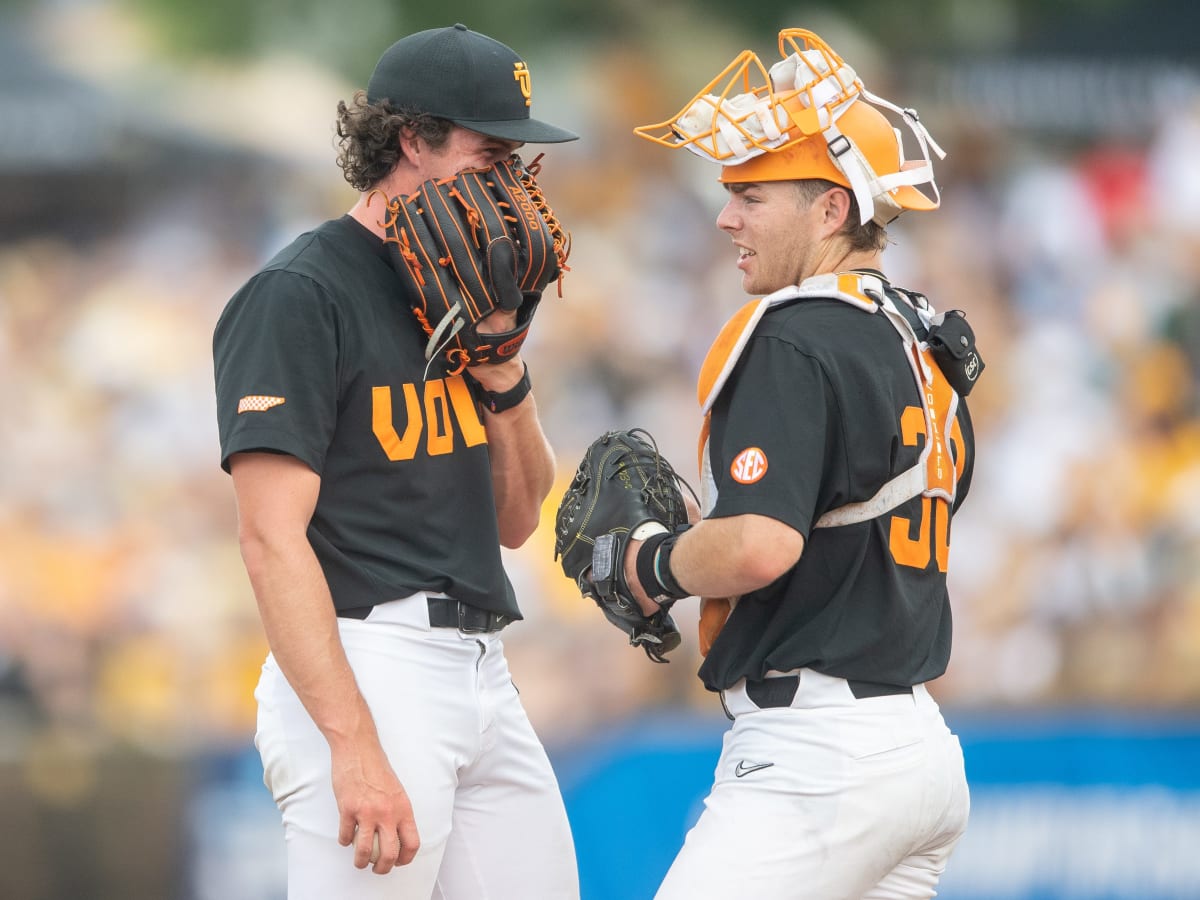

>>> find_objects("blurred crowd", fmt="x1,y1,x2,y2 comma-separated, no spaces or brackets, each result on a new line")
2,29,1200,779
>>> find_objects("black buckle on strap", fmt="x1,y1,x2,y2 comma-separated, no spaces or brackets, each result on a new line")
827,134,852,158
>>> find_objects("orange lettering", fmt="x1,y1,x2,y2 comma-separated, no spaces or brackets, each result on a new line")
424,380,454,456
890,497,933,569
373,383,423,461
372,377,488,461
445,376,487,447
888,369,957,572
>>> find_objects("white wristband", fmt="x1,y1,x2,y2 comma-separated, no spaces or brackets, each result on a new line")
630,521,668,541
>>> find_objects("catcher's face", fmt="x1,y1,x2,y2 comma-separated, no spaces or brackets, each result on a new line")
418,126,524,182
716,181,826,294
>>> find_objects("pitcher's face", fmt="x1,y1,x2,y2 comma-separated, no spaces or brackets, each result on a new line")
416,126,523,182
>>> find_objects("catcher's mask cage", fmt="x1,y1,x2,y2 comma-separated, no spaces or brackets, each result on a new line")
633,28,946,226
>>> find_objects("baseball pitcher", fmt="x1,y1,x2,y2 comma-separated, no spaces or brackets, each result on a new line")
215,24,580,900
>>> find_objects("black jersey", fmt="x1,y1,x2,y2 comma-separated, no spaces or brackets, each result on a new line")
213,215,518,618
698,288,975,692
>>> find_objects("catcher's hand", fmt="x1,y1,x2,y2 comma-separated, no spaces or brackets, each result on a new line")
554,429,693,663
381,154,569,376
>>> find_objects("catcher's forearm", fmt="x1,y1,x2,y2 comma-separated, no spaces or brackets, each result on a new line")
633,514,806,608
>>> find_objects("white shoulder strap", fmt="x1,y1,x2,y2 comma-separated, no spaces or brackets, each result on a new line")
815,280,962,529
697,272,961,530
815,464,926,528
699,273,882,414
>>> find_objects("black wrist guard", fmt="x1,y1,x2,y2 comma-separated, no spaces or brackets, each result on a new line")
635,530,691,604
466,362,531,413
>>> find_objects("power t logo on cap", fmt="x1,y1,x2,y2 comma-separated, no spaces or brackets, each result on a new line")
513,62,532,106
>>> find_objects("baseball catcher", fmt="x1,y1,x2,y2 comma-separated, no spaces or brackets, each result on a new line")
380,153,570,377
554,429,696,662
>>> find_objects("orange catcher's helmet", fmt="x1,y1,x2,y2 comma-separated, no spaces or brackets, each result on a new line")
634,29,945,226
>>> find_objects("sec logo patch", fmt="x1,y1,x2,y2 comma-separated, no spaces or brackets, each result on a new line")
730,447,768,484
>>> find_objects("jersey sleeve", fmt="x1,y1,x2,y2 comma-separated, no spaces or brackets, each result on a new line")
707,335,837,537
213,269,341,474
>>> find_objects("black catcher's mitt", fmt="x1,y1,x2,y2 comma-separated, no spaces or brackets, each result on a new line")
554,429,693,662
381,154,570,376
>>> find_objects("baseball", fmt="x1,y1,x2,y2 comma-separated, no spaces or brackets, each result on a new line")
370,832,381,865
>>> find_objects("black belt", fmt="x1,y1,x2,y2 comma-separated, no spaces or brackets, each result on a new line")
745,674,912,708
425,596,513,633
337,597,513,633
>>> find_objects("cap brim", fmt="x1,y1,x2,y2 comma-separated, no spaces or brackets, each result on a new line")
453,116,578,143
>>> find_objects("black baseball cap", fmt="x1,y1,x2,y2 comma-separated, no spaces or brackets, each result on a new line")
367,24,578,144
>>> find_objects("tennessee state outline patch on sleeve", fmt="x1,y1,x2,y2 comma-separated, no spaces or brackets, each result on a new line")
730,447,768,484
237,395,286,414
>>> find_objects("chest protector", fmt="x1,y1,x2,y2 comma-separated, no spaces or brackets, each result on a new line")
694,272,970,654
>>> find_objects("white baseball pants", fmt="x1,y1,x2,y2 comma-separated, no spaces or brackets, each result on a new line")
655,669,969,900
253,593,579,900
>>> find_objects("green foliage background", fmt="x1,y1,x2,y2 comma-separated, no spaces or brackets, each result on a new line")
45,0,1186,85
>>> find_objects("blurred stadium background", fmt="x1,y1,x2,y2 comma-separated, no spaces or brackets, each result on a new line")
1,0,1199,897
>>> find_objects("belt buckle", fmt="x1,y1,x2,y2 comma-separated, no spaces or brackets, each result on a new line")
460,602,508,634
456,602,487,634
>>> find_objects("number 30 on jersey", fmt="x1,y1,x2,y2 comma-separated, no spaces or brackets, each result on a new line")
889,401,967,574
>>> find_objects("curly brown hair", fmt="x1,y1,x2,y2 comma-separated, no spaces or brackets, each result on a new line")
793,179,889,252
334,90,454,191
